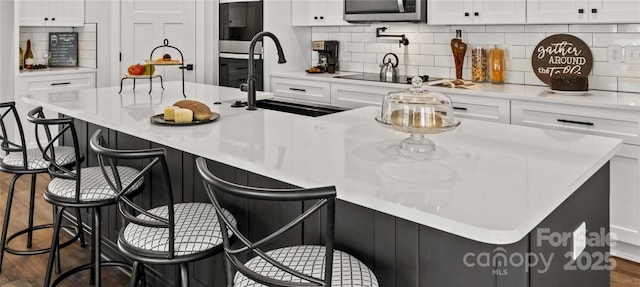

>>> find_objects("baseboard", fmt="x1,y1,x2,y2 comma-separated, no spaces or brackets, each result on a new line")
611,240,640,263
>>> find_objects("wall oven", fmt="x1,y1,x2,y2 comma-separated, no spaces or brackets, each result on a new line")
344,0,426,23
219,0,263,90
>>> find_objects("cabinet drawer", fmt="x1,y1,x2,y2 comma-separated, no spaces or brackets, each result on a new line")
511,100,640,145
330,83,399,109
19,73,96,95
270,77,330,104
445,93,511,124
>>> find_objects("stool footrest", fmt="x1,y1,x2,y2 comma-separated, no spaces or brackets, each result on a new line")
4,224,82,256
50,260,133,287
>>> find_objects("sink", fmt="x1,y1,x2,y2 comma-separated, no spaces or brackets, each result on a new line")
255,99,347,117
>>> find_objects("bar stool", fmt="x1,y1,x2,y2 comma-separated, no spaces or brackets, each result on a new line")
196,157,379,287
0,102,84,273
26,107,143,287
89,129,237,287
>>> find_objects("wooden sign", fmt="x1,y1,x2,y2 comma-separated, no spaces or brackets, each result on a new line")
531,34,592,86
48,32,78,67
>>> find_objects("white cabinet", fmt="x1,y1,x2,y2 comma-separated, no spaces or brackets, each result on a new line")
527,0,640,24
292,0,350,26
17,71,96,148
510,100,640,250
429,0,525,25
330,83,398,109
270,77,331,104
446,93,511,123
19,0,85,27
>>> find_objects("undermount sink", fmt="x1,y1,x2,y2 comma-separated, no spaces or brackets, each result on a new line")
255,99,347,117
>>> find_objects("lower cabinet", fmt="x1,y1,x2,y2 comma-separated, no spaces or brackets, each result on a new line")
270,77,330,104
511,99,640,260
17,71,96,148
330,83,398,109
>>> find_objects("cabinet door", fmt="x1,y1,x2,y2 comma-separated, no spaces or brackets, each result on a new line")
48,0,85,26
270,77,331,104
330,83,398,109
611,145,640,246
19,0,47,26
588,0,640,23
322,0,350,26
447,93,511,123
527,0,588,23
476,0,526,24
429,0,472,25
291,0,323,26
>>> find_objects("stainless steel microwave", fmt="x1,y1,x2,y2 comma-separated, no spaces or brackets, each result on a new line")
344,0,426,23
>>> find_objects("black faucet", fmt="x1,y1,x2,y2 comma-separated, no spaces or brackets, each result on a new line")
242,31,286,111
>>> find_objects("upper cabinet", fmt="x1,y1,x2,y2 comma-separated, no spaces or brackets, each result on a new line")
429,0,526,25
292,0,350,26
20,0,85,27
527,0,640,23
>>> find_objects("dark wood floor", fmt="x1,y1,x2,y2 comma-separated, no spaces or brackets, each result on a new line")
1,171,640,287
0,171,129,287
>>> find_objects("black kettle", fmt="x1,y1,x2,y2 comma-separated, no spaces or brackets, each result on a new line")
379,53,399,82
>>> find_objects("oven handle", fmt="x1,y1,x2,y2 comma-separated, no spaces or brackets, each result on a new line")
219,53,262,60
397,0,405,13
220,0,260,3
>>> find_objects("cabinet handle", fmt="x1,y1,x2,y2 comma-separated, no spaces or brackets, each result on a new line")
51,82,71,86
314,16,318,19
289,88,306,92
320,16,324,19
453,106,468,111
578,9,584,14
52,18,55,21
591,8,598,13
44,17,49,21
557,119,594,126
474,12,479,16
464,12,469,16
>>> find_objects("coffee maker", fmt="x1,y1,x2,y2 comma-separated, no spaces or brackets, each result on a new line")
312,40,339,73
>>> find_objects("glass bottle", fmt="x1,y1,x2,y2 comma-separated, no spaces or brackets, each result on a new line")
24,39,34,69
19,47,24,70
471,46,487,83
450,30,467,81
489,45,505,84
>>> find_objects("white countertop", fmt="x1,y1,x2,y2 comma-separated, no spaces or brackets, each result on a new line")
271,71,640,112
23,81,622,245
19,67,97,77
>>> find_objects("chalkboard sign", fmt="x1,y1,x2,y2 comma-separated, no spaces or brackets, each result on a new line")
48,32,78,67
531,34,593,86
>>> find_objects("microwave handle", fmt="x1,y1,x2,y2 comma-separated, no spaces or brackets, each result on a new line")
397,0,405,12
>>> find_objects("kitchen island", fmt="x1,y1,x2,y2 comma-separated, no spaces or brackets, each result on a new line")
24,81,622,287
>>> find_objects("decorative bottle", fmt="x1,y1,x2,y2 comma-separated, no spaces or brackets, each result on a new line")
489,45,505,84
471,46,487,83
450,30,467,81
19,47,24,70
24,39,34,69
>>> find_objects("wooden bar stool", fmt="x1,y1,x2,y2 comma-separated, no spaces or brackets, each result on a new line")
0,102,84,274
90,129,236,287
196,157,379,287
26,107,143,287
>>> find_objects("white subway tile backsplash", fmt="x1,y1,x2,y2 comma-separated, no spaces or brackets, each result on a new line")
316,24,640,91
21,25,96,69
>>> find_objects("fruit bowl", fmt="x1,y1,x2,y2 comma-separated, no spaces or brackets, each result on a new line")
375,77,460,159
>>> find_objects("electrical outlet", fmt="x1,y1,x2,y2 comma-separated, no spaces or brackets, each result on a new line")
572,222,587,261
608,45,623,64
625,45,640,64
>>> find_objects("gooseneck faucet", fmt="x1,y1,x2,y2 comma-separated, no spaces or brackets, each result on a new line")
244,31,286,110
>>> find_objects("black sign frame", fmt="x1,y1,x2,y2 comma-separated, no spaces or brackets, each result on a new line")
48,32,79,67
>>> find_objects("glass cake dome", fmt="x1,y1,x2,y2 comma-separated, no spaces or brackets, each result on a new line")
375,77,460,158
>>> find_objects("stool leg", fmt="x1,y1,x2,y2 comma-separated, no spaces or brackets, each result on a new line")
129,261,140,287
93,208,102,287
222,254,233,287
52,206,60,274
75,208,86,247
26,174,36,249
44,206,65,287
179,263,189,287
139,262,146,286
89,208,96,286
0,174,21,272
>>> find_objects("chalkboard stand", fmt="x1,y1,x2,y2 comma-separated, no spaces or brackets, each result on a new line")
147,39,187,98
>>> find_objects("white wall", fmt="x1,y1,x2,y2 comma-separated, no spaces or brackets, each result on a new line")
85,0,113,87
0,0,16,103
313,23,640,93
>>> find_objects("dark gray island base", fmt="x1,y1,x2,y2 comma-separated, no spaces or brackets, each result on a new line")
64,119,611,287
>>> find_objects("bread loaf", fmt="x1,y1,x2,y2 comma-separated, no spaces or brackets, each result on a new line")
391,110,443,128
173,100,213,121
174,108,193,123
163,106,179,121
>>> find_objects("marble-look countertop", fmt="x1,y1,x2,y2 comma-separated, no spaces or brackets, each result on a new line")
23,81,622,245
271,71,640,112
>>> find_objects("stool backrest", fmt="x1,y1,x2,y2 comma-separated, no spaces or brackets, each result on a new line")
27,106,83,197
0,102,28,168
89,129,179,259
196,157,337,287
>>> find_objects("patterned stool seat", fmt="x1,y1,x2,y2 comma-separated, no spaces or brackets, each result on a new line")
2,146,75,170
48,166,142,202
235,245,379,287
121,202,236,257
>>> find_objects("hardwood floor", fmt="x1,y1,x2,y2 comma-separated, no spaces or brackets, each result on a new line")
0,171,639,286
0,171,129,287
